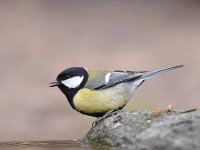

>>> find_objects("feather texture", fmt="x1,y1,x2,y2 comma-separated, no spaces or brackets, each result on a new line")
84,70,146,90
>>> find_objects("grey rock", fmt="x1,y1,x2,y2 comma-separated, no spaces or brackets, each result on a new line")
83,109,200,150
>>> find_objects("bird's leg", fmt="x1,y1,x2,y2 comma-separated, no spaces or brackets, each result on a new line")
92,109,121,126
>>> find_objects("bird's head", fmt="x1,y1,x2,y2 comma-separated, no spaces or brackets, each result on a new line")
49,67,88,102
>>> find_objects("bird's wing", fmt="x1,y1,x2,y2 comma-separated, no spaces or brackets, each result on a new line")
84,70,146,90
84,65,183,90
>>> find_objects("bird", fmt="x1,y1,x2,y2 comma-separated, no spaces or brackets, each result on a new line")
49,65,183,124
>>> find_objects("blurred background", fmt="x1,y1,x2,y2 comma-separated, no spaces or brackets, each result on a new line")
0,0,200,141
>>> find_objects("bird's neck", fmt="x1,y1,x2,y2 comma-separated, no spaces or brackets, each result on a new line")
57,85,79,109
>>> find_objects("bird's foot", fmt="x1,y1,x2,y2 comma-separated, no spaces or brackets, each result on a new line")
92,110,121,127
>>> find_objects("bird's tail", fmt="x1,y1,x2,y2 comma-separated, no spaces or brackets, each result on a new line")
138,65,184,81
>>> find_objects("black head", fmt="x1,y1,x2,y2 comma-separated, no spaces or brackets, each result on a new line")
49,67,88,109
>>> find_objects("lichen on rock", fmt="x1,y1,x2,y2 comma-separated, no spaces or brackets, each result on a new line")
83,109,200,150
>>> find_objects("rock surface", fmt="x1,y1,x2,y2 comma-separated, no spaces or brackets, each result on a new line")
83,109,200,150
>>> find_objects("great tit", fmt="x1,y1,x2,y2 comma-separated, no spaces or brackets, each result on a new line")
49,65,183,118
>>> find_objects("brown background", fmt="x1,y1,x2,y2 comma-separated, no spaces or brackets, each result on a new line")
0,0,200,141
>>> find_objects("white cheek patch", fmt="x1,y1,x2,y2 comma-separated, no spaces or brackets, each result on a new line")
105,73,111,83
61,76,84,88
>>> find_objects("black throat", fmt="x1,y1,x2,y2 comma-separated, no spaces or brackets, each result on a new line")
57,85,79,109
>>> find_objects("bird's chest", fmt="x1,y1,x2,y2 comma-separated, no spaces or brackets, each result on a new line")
73,84,131,115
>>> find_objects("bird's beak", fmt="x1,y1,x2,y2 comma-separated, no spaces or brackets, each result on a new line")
49,80,60,87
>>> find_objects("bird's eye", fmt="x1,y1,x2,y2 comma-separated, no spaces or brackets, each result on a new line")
65,75,71,78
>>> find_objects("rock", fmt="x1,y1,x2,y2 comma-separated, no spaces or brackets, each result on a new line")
83,109,200,150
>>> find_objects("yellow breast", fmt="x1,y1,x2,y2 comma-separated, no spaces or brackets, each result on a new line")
73,85,129,114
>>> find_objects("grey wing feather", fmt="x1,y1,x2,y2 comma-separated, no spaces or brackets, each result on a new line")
95,71,145,90
84,65,183,90
84,70,144,90
104,65,183,89
86,78,107,90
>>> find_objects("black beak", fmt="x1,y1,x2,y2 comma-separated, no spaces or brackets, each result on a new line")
49,80,60,87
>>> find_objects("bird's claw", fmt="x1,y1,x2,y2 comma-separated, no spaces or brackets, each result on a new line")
92,110,121,127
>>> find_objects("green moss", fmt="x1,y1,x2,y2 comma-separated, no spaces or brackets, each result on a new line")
87,137,112,149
